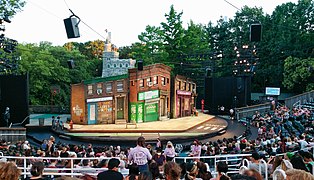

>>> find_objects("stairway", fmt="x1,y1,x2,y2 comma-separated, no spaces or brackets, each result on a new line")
115,119,127,125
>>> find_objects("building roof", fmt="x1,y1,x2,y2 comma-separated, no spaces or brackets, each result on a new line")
83,74,128,85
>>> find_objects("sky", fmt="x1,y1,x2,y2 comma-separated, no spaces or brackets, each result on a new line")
4,0,299,48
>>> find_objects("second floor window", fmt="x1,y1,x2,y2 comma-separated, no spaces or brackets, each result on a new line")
161,77,166,86
153,76,158,85
106,83,112,93
96,83,103,95
139,79,144,87
87,85,93,95
117,81,123,92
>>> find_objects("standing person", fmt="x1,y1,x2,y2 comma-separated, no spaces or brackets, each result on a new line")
128,136,152,173
51,116,56,129
97,158,123,180
156,138,162,150
189,139,202,161
3,107,10,127
164,141,176,162
152,148,166,171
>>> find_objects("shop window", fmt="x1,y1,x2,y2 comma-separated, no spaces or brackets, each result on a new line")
117,81,124,92
139,79,144,87
87,85,93,95
161,77,166,86
106,82,112,93
153,76,158,85
96,83,103,95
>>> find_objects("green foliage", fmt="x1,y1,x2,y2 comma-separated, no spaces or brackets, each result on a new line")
16,42,100,106
283,56,314,93
0,0,25,18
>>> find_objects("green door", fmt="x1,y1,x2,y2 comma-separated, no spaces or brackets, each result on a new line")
117,97,124,119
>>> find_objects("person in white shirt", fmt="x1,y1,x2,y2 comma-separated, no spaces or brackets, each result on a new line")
164,141,176,161
128,136,152,173
189,139,202,161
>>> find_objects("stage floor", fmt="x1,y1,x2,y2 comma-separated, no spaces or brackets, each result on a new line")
67,113,218,133
27,113,228,142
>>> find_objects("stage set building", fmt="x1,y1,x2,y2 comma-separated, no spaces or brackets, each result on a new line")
70,33,197,125
171,75,197,118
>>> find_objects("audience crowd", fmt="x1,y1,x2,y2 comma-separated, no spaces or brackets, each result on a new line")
0,104,313,180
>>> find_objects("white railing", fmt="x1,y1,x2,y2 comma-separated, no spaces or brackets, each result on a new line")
272,169,286,180
0,156,117,179
259,159,268,180
174,154,252,177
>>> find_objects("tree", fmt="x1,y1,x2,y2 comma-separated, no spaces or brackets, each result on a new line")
0,0,25,18
137,25,168,64
283,56,314,93
161,4,185,71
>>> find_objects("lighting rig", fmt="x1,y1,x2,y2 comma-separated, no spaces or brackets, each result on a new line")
0,15,19,74
233,44,258,76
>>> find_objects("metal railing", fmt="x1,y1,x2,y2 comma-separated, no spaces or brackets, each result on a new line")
174,154,252,177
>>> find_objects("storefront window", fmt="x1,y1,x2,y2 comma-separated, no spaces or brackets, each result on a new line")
106,82,112,93
117,81,123,92
87,85,93,95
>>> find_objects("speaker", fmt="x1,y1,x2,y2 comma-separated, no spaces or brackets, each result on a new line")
250,24,262,42
67,59,75,69
138,60,143,71
64,17,80,39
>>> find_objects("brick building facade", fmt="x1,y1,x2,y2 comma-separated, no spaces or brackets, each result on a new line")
171,75,197,118
71,74,129,125
128,64,171,123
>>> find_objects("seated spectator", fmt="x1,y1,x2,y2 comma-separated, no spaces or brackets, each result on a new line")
27,161,45,180
149,161,163,180
290,154,309,172
164,161,181,180
0,162,21,180
302,151,314,173
285,168,314,180
138,171,153,180
97,158,123,180
125,163,139,180
211,161,230,180
185,162,200,180
243,168,263,180
197,161,212,180
248,152,266,176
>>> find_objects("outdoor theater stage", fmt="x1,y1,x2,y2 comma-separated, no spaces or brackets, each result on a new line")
56,113,228,142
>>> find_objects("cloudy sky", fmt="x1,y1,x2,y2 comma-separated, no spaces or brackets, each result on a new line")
4,0,298,47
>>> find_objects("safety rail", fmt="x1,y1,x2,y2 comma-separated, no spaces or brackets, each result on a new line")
259,159,268,180
174,154,252,178
272,169,286,180
0,156,118,178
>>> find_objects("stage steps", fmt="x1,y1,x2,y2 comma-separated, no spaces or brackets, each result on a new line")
115,119,127,125
141,132,160,141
